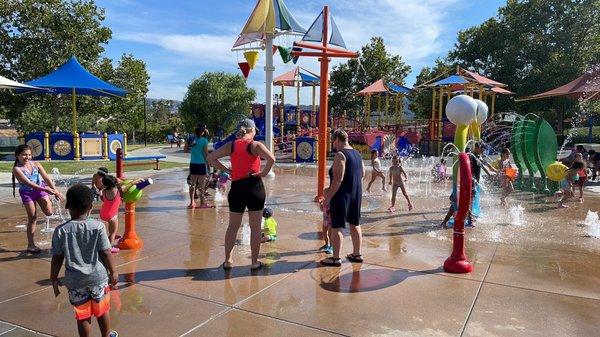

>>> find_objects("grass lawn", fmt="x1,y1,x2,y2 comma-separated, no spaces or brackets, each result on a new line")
0,160,186,174
567,126,600,137
127,143,166,152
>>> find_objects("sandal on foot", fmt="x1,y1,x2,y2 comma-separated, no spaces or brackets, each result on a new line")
346,254,364,263
187,204,196,209
251,261,264,271
320,257,342,267
27,246,42,254
222,262,233,270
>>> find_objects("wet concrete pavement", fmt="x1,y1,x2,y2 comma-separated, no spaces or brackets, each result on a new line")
1,165,599,336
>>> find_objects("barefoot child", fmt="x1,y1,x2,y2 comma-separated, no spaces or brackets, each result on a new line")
366,149,386,193
99,175,143,252
573,153,587,203
498,148,516,205
388,155,413,212
556,161,583,208
440,192,457,228
50,184,118,337
261,207,277,242
12,144,64,253
319,198,333,254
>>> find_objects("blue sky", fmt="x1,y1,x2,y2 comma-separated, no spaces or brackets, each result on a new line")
98,0,506,103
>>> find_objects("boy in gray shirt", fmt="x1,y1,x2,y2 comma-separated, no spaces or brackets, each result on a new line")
51,184,118,337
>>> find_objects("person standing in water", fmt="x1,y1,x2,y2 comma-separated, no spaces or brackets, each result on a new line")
320,129,365,267
388,155,413,212
366,149,386,193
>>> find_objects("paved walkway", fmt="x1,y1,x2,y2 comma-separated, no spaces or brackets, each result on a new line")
1,164,599,336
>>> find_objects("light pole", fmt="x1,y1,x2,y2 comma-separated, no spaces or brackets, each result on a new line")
143,95,147,147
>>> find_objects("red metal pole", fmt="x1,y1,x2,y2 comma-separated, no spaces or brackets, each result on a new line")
444,152,473,273
116,147,124,179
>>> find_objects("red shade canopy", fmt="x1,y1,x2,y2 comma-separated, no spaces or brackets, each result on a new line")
357,79,388,96
519,67,600,101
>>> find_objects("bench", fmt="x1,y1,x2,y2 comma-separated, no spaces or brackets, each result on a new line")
122,155,167,170
166,135,182,148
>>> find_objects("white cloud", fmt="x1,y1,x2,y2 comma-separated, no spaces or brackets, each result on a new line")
116,32,237,65
111,0,470,103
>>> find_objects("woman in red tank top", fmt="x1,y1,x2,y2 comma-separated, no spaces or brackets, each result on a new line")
207,118,275,270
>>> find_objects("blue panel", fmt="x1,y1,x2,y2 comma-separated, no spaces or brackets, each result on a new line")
24,132,46,161
50,132,74,160
107,134,124,160
295,137,315,162
329,15,347,49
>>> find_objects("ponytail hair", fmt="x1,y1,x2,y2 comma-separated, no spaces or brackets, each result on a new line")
235,127,247,139
12,144,31,197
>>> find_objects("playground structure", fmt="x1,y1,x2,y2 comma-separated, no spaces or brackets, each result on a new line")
23,131,126,161
424,66,514,155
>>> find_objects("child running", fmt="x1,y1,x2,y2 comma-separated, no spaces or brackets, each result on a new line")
366,149,386,193
573,153,587,203
99,175,143,252
388,155,413,212
440,192,457,228
556,161,584,208
50,184,118,337
12,144,64,253
261,207,277,242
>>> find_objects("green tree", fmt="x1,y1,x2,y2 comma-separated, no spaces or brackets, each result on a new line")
0,0,112,128
179,72,256,136
329,37,411,118
448,0,600,118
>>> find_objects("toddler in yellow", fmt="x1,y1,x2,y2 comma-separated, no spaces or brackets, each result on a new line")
261,207,277,242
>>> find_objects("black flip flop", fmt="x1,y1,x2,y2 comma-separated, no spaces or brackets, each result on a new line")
222,262,233,270
320,257,342,267
346,254,364,263
251,261,264,271
27,247,42,254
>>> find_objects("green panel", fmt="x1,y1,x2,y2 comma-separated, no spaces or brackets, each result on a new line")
534,117,558,193
522,117,538,191
511,119,526,189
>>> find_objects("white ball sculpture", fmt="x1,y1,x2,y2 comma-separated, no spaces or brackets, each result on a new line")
445,94,477,126
474,99,488,125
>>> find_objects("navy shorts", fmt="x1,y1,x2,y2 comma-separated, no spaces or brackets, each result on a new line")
190,163,207,176
329,194,361,228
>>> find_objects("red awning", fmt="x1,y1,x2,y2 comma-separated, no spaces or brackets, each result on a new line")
519,67,600,101
357,79,388,96
491,86,514,95
273,68,297,87
462,69,507,87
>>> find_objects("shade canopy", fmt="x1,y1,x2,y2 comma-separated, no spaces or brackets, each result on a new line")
0,75,40,90
461,69,507,87
23,56,127,97
519,67,600,101
358,79,412,96
273,67,319,87
233,0,306,48
432,75,470,86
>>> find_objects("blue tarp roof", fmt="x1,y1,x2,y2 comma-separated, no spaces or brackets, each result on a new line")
432,74,470,86
387,82,412,94
299,71,319,85
24,56,127,97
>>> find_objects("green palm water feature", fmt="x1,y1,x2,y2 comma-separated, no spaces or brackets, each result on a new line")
522,116,538,191
533,117,559,193
511,115,558,193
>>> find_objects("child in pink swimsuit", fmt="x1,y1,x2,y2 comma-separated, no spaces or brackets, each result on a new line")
99,175,123,253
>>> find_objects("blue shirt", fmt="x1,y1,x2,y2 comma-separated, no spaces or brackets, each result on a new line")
190,136,209,164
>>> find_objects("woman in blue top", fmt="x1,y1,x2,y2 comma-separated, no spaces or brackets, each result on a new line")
321,129,365,267
184,125,211,208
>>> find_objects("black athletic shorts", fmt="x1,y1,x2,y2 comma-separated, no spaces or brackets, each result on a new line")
329,194,361,229
189,163,207,176
228,176,266,213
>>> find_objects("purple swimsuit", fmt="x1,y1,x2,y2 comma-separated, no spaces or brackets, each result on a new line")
18,163,48,204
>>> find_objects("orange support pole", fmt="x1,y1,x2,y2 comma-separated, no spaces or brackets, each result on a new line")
292,6,357,200
117,202,143,250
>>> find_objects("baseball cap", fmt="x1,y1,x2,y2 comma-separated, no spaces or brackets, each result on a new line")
237,118,259,133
